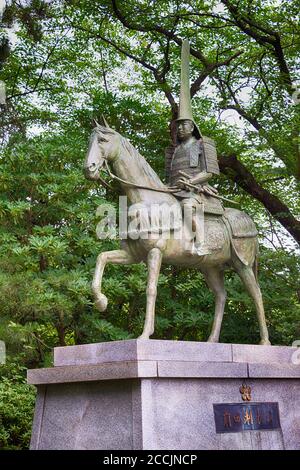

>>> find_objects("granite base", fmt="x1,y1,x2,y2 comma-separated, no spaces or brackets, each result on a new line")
27,340,300,450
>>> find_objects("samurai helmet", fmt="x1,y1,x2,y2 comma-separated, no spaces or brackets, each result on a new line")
176,39,202,140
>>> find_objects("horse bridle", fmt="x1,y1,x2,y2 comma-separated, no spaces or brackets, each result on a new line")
95,136,237,203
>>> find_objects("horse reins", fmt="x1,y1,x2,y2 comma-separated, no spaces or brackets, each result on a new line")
103,160,237,204
104,160,178,193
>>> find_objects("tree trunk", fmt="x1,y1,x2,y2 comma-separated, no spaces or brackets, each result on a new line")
219,154,300,245
56,323,66,347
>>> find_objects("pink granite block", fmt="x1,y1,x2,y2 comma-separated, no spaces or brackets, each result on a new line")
54,340,138,366
248,363,300,378
232,344,297,364
157,361,248,378
28,341,300,450
30,385,46,450
54,340,232,366
136,340,232,362
34,381,135,450
27,361,157,385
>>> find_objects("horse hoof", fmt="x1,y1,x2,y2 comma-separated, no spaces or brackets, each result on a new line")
95,294,108,312
207,336,219,343
138,333,150,340
259,338,271,345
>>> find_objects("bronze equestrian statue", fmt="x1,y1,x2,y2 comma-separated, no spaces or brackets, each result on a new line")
84,40,270,345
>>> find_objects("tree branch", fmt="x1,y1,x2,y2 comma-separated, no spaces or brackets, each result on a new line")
221,0,294,92
110,0,208,65
219,153,300,244
70,21,178,114
190,50,243,97
7,31,66,101
222,104,262,130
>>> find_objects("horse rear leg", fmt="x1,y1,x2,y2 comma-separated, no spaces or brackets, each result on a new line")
92,249,135,312
203,268,227,343
139,247,162,340
234,264,270,345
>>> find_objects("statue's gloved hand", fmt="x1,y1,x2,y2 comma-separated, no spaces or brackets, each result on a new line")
202,184,219,196
177,177,191,190
189,171,212,186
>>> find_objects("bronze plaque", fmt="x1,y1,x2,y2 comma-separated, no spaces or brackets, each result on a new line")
213,403,281,433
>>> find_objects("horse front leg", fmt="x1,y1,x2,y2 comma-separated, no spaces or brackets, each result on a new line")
92,249,135,312
139,247,162,340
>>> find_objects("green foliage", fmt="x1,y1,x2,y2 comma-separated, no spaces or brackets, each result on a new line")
0,0,299,450
0,361,36,450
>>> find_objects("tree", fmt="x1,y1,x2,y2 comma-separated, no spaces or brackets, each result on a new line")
0,0,299,449
61,0,300,244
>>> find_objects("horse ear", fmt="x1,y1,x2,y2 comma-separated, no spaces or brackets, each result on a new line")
101,114,109,128
93,118,100,127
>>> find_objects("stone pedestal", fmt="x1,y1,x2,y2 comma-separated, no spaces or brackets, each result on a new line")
27,340,300,450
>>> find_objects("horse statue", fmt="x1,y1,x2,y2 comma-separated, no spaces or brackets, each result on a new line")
84,123,270,345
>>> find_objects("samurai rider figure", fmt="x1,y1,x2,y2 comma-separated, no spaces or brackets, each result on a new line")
166,39,224,256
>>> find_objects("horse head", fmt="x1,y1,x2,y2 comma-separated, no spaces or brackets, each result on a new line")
84,123,121,180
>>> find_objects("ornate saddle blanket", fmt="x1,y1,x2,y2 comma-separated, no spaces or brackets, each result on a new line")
223,208,258,238
222,208,258,266
127,201,182,238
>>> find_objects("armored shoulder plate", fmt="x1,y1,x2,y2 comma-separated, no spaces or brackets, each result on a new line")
202,136,219,175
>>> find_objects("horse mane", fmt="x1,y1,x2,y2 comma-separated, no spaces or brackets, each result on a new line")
120,136,165,188
96,124,165,188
